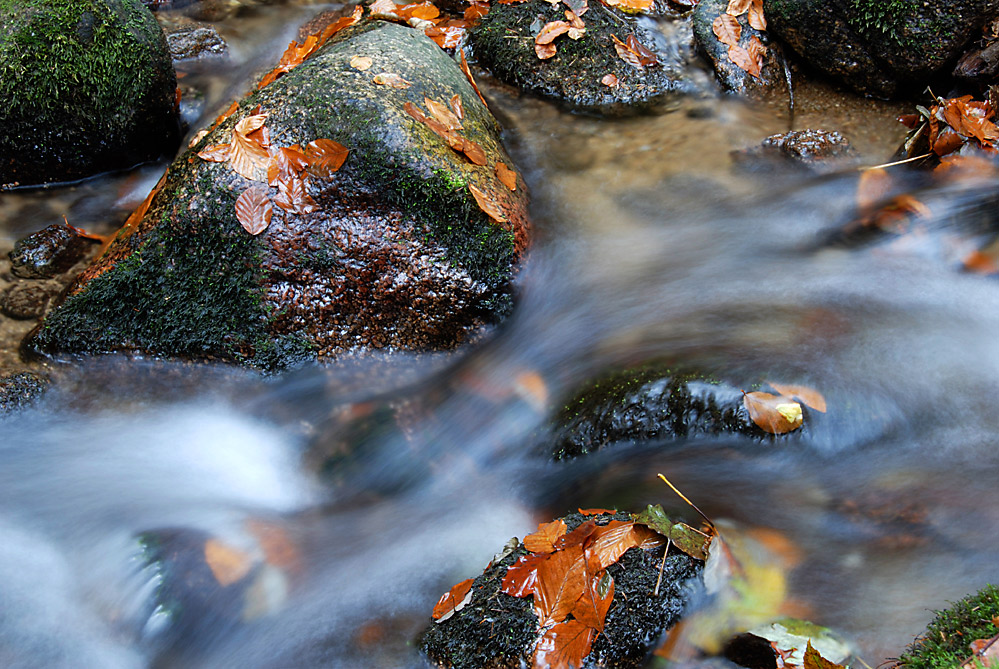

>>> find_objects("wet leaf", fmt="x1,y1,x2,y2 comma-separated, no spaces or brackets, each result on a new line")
464,2,490,20
197,143,232,163
273,175,318,215
501,552,548,597
743,391,802,434
204,538,253,586
350,55,373,70
229,114,271,182
267,145,309,187
578,508,616,516
747,0,766,30
767,383,827,413
726,0,751,14
535,41,558,60
432,577,474,621
373,72,412,88
554,520,598,551
963,633,999,668
450,94,464,120
534,619,596,669
536,20,572,45
495,162,518,191
713,14,741,47
235,186,274,235
600,73,619,87
572,569,614,631
803,640,847,669
586,520,652,570
602,0,652,14
611,34,658,69
316,5,363,44
524,519,568,553
727,43,761,78
425,24,466,49
748,619,853,667
401,1,440,20
459,50,489,107
246,519,301,572
514,369,547,409
304,138,349,178
469,184,508,223
369,0,403,18
856,167,894,212
460,138,487,165
632,504,710,560
425,97,463,130
533,544,588,627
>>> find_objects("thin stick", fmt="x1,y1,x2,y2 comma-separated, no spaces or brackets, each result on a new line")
657,473,714,528
654,538,670,597
858,153,933,171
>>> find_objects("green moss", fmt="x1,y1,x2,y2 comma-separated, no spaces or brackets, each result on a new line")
895,585,999,669
847,0,910,44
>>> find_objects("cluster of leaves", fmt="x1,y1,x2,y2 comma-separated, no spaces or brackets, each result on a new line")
711,0,767,79
258,6,364,89
899,94,999,159
369,0,488,49
742,382,826,435
432,508,709,668
197,110,349,235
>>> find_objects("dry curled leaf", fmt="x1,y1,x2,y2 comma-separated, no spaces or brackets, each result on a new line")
495,162,518,191
469,184,508,223
743,391,802,434
373,72,412,88
235,186,273,235
204,538,253,586
767,382,827,413
712,14,741,47
450,94,464,120
726,0,751,14
350,55,373,70
432,577,474,622
747,0,766,31
611,34,658,69
600,73,619,87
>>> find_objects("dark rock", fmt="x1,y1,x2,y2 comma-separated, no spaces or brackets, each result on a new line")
1,284,53,320
163,19,228,62
763,0,999,98
28,21,530,368
420,511,703,669
0,0,181,189
0,372,49,414
732,129,854,173
9,224,92,279
692,0,787,98
550,368,761,459
953,37,999,82
468,0,700,115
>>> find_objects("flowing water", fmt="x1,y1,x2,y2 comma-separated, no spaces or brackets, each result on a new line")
2,3,999,668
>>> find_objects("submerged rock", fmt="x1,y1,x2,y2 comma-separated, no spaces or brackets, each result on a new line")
9,224,93,279
161,17,228,62
420,510,702,669
732,129,854,173
0,0,180,189
1,284,54,320
28,21,530,368
762,0,999,98
468,0,699,114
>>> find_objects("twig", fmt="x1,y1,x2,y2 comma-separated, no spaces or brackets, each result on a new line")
654,538,670,597
858,153,933,171
657,473,714,528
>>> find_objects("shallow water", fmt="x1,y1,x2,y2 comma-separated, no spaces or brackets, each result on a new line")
2,3,998,668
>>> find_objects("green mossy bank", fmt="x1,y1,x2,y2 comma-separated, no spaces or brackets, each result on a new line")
28,21,530,368
0,0,179,188
895,585,999,669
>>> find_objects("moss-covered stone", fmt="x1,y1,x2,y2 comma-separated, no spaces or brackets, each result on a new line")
469,0,698,114
0,0,180,188
420,511,703,669
28,21,530,368
895,584,999,668
762,0,996,97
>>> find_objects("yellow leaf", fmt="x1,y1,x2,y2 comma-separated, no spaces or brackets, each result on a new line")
743,391,803,434
204,539,253,586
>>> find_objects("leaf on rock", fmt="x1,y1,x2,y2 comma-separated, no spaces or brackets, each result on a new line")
727,43,761,78
602,0,652,14
469,184,508,223
533,544,588,627
554,520,598,551
535,41,558,60
501,552,548,597
743,391,803,434
229,114,271,182
450,94,465,120
586,520,646,571
726,0,751,14
304,138,349,178
464,2,490,20
425,97,463,130
601,73,619,87
198,143,232,163
524,519,568,554
273,175,318,215
403,1,440,20
536,20,572,45
611,34,658,69
460,138,488,165
246,519,301,572
572,569,614,631
713,14,741,47
496,162,518,191
426,24,467,49
963,633,999,669
632,504,710,560
534,619,597,669
747,0,766,30
578,507,616,516
350,55,373,70
316,5,363,44
803,640,847,669
767,383,827,413
459,50,489,107
235,186,273,235
204,538,253,586
432,577,474,622
373,72,412,88
267,145,309,186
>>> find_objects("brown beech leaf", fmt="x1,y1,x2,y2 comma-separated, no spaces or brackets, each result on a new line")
572,568,614,631
712,14,742,47
742,391,803,434
501,552,548,597
747,0,766,30
235,186,273,235
856,167,894,211
198,143,232,163
533,544,587,627
611,34,658,69
459,50,489,107
402,1,440,20
469,184,508,223
204,538,253,586
535,41,557,59
495,162,518,191
373,72,412,88
536,20,572,45
465,2,490,20
726,0,751,14
578,508,616,516
316,5,363,45
727,43,761,78
601,73,619,87
425,97,463,130
450,95,465,121
267,145,309,187
273,175,318,215
602,0,652,13
369,0,403,18
460,138,487,166
432,577,474,622
963,633,999,669
524,519,568,554
554,520,598,551
350,55,373,70
425,24,466,49
304,138,349,178
230,114,271,182
747,35,767,67
803,640,847,669
586,520,644,571
534,619,597,669
766,382,827,413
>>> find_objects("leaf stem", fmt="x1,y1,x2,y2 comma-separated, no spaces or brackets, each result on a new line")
858,153,933,171
657,473,714,528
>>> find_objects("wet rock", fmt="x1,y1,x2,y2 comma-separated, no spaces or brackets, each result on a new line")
468,0,699,115
732,129,854,173
0,372,48,414
953,36,999,83
29,21,530,368
691,0,787,98
162,18,228,62
9,224,92,279
420,511,702,669
895,584,999,668
1,284,54,320
762,0,999,98
0,0,180,189
550,368,760,459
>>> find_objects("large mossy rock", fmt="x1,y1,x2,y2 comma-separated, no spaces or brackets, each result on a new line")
762,0,999,97
28,21,530,368
0,0,180,189
468,0,698,114
895,584,999,668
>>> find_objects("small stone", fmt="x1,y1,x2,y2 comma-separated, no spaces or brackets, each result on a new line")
9,225,91,279
0,372,49,414
1,284,53,320
164,22,228,62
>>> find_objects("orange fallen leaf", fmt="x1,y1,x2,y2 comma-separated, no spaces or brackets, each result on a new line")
204,538,253,586
229,114,271,181
459,50,489,107
197,143,232,163
611,34,658,69
304,138,349,178
524,519,568,553
273,174,318,215
536,20,572,45
469,183,508,223
460,138,487,165
728,43,762,78
535,41,558,60
432,577,475,621
267,145,309,187
578,508,616,516
726,0,751,14
601,73,619,87
350,55,373,70
713,14,741,47
747,0,766,31
767,382,827,413
373,72,412,88
743,391,802,434
246,519,302,572
464,2,490,20
534,619,597,669
450,94,464,120
235,186,273,235
426,97,463,130
602,0,653,14
495,162,518,191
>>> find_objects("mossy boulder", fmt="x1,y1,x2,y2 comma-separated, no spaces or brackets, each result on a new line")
420,510,703,669
468,0,698,114
27,21,530,368
762,0,999,98
895,584,999,668
0,0,180,189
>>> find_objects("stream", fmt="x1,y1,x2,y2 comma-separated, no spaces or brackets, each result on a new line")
3,2,999,668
